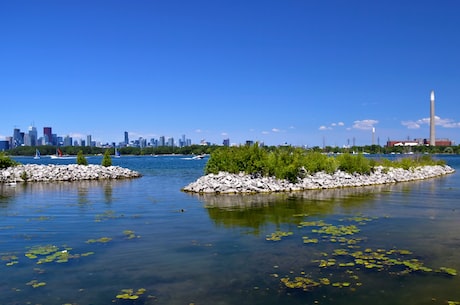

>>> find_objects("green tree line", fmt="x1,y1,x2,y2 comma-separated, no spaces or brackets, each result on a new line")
4,145,219,157
5,143,460,157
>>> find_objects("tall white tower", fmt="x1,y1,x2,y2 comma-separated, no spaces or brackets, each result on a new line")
430,90,435,146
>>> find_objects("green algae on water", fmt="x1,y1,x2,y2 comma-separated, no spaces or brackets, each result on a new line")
266,231,293,241
86,237,112,244
115,288,146,300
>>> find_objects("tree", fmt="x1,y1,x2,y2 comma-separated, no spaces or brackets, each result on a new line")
0,152,20,169
102,149,112,167
76,150,88,165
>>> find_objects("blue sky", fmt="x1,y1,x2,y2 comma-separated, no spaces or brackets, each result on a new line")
1,1,459,147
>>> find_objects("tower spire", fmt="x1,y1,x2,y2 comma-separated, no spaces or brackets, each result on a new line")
430,90,435,146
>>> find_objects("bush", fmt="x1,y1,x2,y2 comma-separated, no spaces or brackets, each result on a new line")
77,150,88,165
204,146,447,182
336,153,371,175
102,149,112,167
0,152,20,169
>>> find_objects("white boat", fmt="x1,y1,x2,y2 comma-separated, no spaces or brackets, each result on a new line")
191,154,207,160
33,149,41,159
50,148,76,159
114,147,121,158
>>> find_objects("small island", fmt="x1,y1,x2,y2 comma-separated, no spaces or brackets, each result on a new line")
182,145,455,194
0,152,141,183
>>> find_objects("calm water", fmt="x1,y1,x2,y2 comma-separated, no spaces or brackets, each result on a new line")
1,155,460,305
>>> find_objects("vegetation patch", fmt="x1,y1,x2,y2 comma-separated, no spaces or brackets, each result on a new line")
115,288,146,300
271,214,458,296
204,145,446,182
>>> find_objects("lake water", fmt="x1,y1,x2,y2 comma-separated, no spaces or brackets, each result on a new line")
1,155,460,305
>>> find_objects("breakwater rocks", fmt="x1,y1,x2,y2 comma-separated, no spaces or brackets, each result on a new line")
182,165,455,194
1,164,141,183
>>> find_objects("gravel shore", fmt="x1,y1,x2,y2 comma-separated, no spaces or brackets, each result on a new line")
0,164,141,183
182,165,455,194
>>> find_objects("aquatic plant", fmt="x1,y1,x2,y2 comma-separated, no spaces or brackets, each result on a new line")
123,230,139,239
115,288,146,300
26,279,46,288
24,244,94,264
266,230,293,241
86,237,112,244
276,214,458,295
95,210,119,222
439,267,458,276
2,254,19,266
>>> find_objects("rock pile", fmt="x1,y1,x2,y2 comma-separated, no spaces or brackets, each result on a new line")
1,164,141,183
182,165,455,194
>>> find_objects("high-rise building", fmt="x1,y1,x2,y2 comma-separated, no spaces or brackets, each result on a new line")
13,128,23,148
159,136,165,146
63,135,72,146
124,131,129,146
87,135,92,147
44,127,52,145
27,126,38,146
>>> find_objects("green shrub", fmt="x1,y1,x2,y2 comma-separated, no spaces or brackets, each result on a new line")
77,150,88,165
102,149,112,167
0,152,20,169
204,146,447,182
336,153,371,175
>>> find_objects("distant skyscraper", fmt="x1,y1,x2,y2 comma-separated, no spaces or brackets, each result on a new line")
28,125,38,146
430,90,436,146
87,135,92,147
159,136,165,146
124,131,129,146
13,128,22,148
44,127,52,145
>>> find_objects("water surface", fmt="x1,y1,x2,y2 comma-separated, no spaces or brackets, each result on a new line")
1,155,459,305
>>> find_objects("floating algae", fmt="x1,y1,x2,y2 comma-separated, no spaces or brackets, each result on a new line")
26,279,46,288
24,244,93,264
86,237,112,244
2,254,19,266
95,210,121,222
311,224,360,237
302,237,319,244
266,230,293,241
123,230,140,240
115,288,146,300
275,214,458,294
439,267,458,276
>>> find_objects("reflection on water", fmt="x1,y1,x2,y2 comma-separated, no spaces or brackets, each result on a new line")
0,156,459,305
192,183,395,209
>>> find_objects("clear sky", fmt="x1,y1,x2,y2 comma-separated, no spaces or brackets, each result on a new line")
1,1,459,147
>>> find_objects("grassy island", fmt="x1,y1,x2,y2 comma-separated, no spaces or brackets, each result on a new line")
205,145,446,183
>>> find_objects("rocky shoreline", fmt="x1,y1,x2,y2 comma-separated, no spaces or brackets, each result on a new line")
182,165,455,194
1,164,141,183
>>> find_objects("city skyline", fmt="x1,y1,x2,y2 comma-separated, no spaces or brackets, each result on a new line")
2,125,199,148
1,1,460,147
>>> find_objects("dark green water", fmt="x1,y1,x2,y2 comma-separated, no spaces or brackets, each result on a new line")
1,155,459,305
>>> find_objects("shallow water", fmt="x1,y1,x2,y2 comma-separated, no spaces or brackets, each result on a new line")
1,155,459,305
